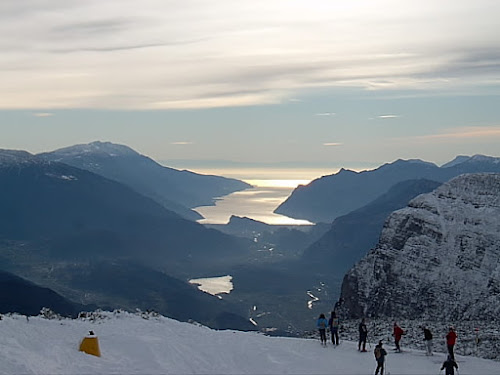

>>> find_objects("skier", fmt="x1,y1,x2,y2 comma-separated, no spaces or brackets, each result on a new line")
374,340,387,375
317,313,328,347
358,318,368,352
393,322,405,352
446,326,457,360
441,355,458,375
421,325,433,356
328,311,340,346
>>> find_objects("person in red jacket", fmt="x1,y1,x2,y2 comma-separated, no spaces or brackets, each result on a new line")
393,322,405,352
446,327,457,360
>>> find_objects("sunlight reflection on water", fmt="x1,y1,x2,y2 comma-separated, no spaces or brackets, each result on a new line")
194,183,313,225
190,168,343,225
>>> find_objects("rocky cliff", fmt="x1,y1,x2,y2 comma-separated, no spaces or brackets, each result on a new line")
341,173,500,321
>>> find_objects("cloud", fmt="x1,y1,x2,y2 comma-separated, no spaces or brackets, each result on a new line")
415,126,500,141
1,0,499,109
377,114,400,119
315,112,336,116
33,112,54,117
323,142,343,146
390,126,500,146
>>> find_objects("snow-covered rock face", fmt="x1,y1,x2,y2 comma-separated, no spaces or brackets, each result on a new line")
341,173,500,322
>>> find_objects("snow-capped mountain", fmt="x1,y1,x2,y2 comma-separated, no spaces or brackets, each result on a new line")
44,141,138,158
341,173,500,322
40,141,251,220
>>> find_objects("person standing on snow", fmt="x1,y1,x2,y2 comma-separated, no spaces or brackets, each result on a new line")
374,340,387,375
441,355,458,375
446,327,457,360
317,313,328,347
328,311,340,346
393,322,405,352
421,326,433,356
358,318,368,352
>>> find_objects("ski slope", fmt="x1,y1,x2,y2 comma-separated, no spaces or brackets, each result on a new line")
0,311,497,374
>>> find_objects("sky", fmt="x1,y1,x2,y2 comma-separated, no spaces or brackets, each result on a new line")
1,0,500,169
1,311,499,374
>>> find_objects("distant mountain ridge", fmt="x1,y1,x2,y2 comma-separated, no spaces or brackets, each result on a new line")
275,154,500,223
341,173,500,321
0,150,253,329
0,150,35,165
0,149,251,267
39,141,251,220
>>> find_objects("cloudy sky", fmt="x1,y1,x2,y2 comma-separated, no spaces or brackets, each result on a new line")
1,0,499,169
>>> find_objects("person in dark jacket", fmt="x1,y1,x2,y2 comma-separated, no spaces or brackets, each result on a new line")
374,341,387,375
317,313,328,346
358,318,368,352
446,327,457,360
421,326,433,356
328,311,340,345
441,355,458,375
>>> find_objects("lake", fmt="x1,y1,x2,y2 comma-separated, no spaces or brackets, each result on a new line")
189,275,233,297
190,168,337,225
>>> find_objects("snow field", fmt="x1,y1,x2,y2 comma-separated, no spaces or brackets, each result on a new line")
0,312,498,374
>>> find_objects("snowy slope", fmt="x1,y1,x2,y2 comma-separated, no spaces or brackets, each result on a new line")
0,311,498,374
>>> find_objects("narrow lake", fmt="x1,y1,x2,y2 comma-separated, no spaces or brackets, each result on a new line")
190,168,336,225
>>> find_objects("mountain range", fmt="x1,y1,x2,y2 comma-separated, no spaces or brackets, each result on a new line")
221,179,445,332
1,144,499,334
275,155,500,223
294,178,443,307
219,156,500,331
0,151,248,266
39,141,251,220
0,146,254,330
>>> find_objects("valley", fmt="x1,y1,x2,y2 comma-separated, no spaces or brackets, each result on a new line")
0,144,499,347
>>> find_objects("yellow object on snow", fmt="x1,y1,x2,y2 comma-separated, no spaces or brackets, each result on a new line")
79,334,101,357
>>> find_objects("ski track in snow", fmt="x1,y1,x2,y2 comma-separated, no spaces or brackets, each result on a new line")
0,312,498,374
